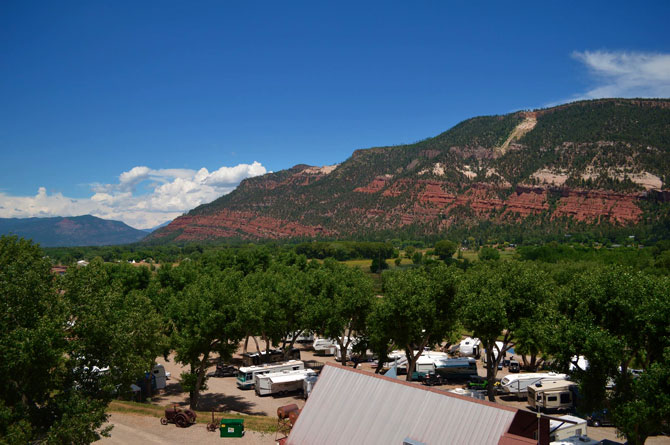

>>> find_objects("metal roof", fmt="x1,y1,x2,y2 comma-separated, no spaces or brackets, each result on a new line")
287,364,521,445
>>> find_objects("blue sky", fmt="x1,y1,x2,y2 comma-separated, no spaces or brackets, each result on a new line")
1,1,669,228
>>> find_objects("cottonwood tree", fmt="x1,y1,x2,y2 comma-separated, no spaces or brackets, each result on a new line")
0,237,164,444
167,267,244,410
308,259,374,366
381,264,461,381
549,266,670,445
460,262,549,400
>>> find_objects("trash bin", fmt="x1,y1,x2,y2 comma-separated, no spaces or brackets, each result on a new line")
220,418,244,438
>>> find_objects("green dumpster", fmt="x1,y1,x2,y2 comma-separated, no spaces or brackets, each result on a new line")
220,418,244,438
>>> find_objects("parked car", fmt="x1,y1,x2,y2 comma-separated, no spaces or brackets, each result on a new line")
586,409,614,427
508,360,520,373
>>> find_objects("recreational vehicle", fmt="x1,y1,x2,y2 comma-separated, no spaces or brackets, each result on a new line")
459,337,481,358
500,372,568,399
151,364,170,390
236,360,304,390
408,351,449,380
312,337,337,355
528,380,578,412
549,415,588,442
254,368,317,396
241,348,300,366
434,357,478,380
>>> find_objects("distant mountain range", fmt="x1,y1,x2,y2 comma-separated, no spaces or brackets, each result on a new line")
148,99,670,243
0,215,148,247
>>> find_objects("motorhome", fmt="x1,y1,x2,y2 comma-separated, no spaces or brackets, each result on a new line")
500,372,568,399
254,368,317,396
549,415,588,442
236,360,304,390
434,357,478,380
528,380,578,412
459,337,481,358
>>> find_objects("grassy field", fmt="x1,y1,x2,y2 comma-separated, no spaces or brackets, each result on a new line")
108,400,278,433
459,249,516,262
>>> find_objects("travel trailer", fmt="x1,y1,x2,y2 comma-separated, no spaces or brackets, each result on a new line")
312,337,337,355
500,372,568,399
459,337,481,358
528,380,578,412
151,364,171,390
254,368,317,396
236,360,304,390
549,415,588,442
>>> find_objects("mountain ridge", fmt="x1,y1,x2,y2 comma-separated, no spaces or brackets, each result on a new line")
0,215,148,247
149,99,670,243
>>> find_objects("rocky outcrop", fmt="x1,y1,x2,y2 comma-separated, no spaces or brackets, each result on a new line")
152,210,335,241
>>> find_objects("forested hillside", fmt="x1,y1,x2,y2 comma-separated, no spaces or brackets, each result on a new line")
149,99,670,243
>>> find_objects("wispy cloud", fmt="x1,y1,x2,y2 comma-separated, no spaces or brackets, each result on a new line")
0,162,268,229
570,50,670,100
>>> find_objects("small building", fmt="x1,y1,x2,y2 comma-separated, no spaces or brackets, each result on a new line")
287,363,550,445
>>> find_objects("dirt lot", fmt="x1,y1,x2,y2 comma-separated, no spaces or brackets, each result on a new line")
98,342,670,444
98,412,277,445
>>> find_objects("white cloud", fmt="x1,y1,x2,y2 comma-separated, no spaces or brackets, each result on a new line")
0,162,268,229
570,50,670,100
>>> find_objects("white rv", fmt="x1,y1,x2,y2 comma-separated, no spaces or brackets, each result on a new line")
312,337,337,355
236,360,304,390
528,380,578,412
459,337,481,358
549,415,588,442
500,372,568,399
254,368,317,396
151,364,171,390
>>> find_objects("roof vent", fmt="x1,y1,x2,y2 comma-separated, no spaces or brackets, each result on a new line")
403,438,427,445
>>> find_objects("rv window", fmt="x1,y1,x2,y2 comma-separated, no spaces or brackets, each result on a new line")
575,429,582,436
547,396,557,402
246,373,252,380
153,370,159,374
560,393,571,404
293,366,300,370
537,394,541,401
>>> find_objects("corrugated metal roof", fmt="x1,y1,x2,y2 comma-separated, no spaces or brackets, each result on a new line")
288,364,519,445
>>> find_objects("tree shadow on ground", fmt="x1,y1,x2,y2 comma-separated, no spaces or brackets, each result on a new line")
195,393,265,416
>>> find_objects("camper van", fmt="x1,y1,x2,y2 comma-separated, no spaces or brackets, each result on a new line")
459,337,481,358
407,351,449,380
236,360,304,390
254,368,317,396
500,372,568,399
434,357,478,380
528,380,578,412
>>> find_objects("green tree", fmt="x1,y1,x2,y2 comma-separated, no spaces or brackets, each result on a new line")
167,266,244,410
382,264,461,381
0,236,163,444
460,262,549,400
478,246,500,261
309,259,374,366
549,266,670,444
434,240,457,262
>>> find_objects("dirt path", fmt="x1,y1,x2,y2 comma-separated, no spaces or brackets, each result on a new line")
496,113,537,154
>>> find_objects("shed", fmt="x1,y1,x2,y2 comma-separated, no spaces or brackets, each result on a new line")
287,363,549,445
